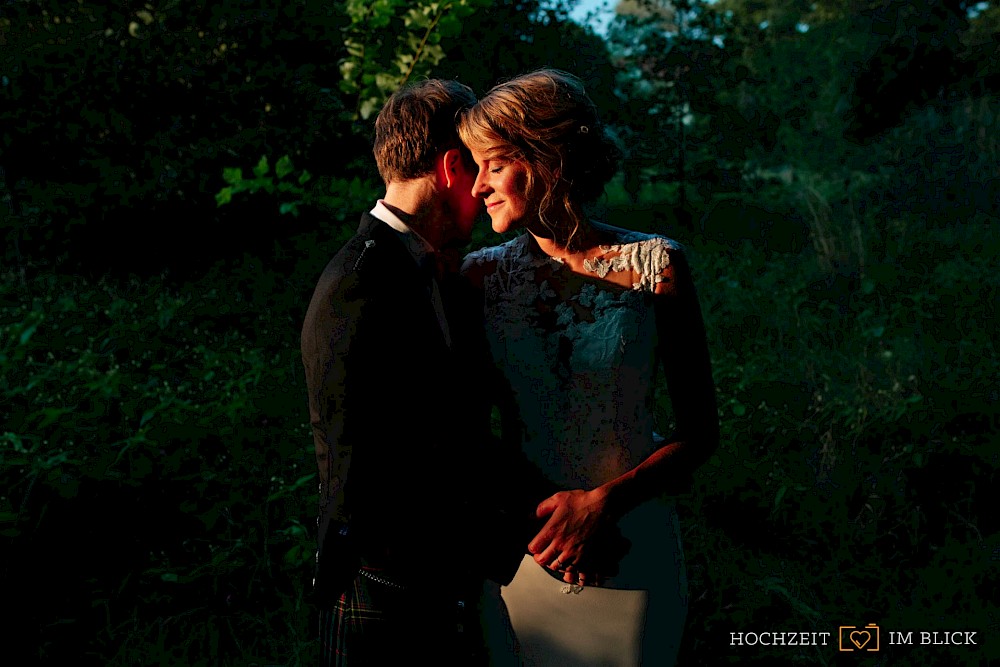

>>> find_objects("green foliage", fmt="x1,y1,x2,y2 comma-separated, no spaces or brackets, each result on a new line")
215,155,313,216
0,0,354,274
607,0,998,232
1,266,318,664
215,153,383,228
339,0,491,120
671,217,999,666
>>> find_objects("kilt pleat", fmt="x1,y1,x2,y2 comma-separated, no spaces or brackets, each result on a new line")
319,569,487,666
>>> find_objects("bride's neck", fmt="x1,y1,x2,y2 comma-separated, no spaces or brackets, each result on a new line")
529,220,605,258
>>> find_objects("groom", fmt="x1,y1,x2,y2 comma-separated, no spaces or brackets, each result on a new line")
301,79,551,665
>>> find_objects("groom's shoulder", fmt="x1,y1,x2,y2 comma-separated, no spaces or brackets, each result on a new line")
324,213,395,275
308,216,388,301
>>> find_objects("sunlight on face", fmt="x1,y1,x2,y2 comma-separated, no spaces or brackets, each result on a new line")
469,146,532,234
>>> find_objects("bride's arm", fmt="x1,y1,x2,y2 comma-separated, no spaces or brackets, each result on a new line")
607,244,719,509
529,246,719,578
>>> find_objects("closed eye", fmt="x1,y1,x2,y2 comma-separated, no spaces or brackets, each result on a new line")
490,165,505,174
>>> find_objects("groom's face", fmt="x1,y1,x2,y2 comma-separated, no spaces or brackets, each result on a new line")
441,155,481,247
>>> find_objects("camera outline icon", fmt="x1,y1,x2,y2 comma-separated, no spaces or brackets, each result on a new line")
839,623,880,652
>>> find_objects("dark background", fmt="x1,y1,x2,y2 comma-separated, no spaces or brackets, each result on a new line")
1,0,997,664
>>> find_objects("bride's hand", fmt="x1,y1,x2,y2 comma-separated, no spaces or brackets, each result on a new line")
528,488,626,584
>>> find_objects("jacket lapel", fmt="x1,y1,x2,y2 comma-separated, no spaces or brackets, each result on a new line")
357,211,453,350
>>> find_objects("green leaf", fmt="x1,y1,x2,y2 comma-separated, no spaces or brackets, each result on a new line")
424,42,445,63
253,155,269,178
359,97,381,120
275,155,294,179
161,573,179,582
280,522,308,538
298,170,312,186
267,472,317,501
35,407,72,429
279,202,299,216
345,0,370,21
404,7,431,28
772,485,787,512
375,72,401,93
19,322,39,345
370,10,393,29
732,401,746,416
438,14,462,38
345,41,365,59
215,187,233,207
222,167,243,185
3,432,28,452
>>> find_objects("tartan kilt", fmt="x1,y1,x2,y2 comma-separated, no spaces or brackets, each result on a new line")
319,569,488,666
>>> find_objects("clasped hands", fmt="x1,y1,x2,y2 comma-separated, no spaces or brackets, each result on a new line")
527,488,630,586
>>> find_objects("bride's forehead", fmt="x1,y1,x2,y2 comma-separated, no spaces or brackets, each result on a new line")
472,144,511,161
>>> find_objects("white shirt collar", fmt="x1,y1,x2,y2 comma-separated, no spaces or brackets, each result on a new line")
371,200,433,245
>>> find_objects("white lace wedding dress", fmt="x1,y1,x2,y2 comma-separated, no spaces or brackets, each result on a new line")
466,230,688,667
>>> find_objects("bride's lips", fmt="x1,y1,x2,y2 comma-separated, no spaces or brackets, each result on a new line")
486,201,503,211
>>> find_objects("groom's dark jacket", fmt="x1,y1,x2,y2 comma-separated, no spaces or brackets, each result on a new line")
301,211,550,604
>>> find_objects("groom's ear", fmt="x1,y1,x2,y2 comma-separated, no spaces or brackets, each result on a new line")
438,148,464,189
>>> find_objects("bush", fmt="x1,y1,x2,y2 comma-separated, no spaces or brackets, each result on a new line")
674,214,998,666
1,267,318,664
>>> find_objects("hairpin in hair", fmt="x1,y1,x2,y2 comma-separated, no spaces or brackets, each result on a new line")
578,125,590,134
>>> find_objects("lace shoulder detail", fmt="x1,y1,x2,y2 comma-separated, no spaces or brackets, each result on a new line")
582,232,681,292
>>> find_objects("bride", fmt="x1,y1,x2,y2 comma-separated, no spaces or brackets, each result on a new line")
459,69,720,666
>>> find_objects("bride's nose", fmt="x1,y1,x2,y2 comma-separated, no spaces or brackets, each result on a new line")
472,171,490,198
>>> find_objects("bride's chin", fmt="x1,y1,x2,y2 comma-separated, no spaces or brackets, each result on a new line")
491,216,522,235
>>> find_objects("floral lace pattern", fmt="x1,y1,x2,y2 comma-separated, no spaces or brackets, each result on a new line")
465,231,680,489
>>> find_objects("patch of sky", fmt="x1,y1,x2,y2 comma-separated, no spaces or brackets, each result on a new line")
569,0,616,36
968,1,990,19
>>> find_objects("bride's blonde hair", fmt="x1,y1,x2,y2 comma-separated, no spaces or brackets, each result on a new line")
458,69,621,247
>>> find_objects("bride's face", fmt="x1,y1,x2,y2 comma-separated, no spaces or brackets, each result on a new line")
469,146,532,234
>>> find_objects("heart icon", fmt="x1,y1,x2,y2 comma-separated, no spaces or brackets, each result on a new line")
850,631,871,649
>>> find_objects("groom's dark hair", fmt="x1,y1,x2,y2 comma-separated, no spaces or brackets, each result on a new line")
373,78,477,185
